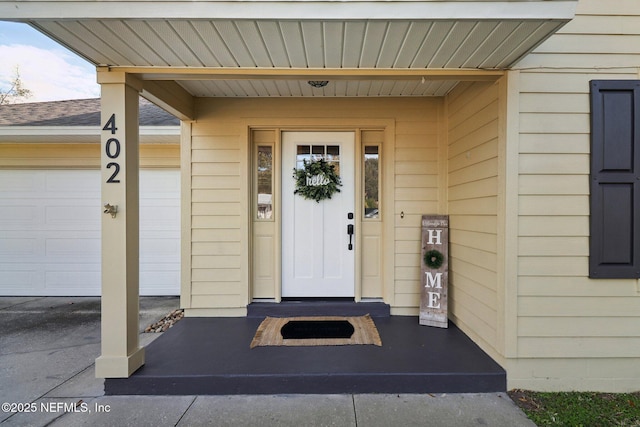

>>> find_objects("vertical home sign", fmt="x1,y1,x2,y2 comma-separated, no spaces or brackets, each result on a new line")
420,215,449,328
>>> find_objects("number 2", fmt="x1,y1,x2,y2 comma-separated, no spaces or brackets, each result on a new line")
106,162,121,183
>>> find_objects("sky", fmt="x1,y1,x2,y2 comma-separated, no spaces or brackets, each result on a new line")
0,21,100,103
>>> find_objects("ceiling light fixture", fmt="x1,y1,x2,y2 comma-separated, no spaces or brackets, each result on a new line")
308,81,329,88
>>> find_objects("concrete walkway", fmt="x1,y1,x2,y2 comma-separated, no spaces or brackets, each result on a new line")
0,297,536,427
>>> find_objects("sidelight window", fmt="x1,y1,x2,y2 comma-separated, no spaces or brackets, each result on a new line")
256,145,273,219
363,145,380,219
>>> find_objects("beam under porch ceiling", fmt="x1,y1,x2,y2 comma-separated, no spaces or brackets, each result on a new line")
140,80,195,122
97,67,195,121
108,67,506,82
99,66,504,117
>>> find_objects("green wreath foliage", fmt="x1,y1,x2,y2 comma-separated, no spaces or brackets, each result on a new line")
293,159,342,203
424,249,444,269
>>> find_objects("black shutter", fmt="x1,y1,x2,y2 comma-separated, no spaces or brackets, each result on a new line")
590,80,640,278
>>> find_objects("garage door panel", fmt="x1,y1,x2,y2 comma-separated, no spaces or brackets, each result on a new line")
140,208,180,231
45,173,99,193
45,270,100,293
0,171,42,192
45,204,100,230
46,238,101,259
45,269,101,293
0,169,180,296
141,272,180,295
140,230,179,239
0,270,38,288
140,238,180,260
140,171,180,233
0,237,37,256
0,205,39,224
140,170,179,192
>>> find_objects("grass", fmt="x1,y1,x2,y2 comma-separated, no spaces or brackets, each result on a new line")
508,390,640,427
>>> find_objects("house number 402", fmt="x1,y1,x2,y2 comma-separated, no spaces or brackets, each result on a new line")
102,114,121,183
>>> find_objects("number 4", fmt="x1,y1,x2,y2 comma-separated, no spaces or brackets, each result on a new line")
102,114,117,134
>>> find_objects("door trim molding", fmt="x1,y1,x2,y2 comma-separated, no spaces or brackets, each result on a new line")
246,118,395,305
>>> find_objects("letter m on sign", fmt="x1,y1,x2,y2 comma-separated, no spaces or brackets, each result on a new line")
425,272,442,289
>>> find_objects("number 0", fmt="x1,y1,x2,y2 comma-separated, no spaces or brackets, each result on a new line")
105,138,120,159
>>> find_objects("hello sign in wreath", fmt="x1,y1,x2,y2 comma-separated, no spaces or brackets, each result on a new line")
293,159,342,203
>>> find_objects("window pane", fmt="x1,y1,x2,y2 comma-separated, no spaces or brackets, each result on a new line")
296,145,310,170
312,145,325,159
326,145,340,175
257,146,273,219
326,145,340,162
364,146,379,218
297,145,311,155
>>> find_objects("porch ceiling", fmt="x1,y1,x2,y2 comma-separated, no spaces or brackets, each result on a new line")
3,1,577,97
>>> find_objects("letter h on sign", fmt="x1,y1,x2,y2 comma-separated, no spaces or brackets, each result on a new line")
427,229,442,245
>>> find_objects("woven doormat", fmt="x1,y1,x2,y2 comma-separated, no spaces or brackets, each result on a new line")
250,314,382,348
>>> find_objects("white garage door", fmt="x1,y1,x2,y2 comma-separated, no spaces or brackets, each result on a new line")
0,169,180,296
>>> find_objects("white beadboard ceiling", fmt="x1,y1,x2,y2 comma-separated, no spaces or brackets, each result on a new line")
178,78,461,97
8,1,577,97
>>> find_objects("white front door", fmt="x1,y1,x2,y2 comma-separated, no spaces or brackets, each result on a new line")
282,131,355,297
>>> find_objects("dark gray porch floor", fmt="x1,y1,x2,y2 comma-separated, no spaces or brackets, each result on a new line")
105,315,506,395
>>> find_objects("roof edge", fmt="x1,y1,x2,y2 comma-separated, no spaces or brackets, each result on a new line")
1,1,578,21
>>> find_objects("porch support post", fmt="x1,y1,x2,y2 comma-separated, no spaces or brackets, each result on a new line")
95,71,144,378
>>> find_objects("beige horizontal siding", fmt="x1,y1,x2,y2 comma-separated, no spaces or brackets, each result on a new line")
519,317,639,337
517,0,640,71
0,143,180,168
519,276,638,297
509,0,640,391
508,358,640,392
446,80,500,355
393,99,441,308
189,117,245,310
186,97,443,312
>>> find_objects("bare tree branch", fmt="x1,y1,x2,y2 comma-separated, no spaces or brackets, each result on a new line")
0,66,33,105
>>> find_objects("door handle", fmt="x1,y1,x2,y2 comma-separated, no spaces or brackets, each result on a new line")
347,224,354,250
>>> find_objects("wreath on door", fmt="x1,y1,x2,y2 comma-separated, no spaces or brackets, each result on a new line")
293,159,342,203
